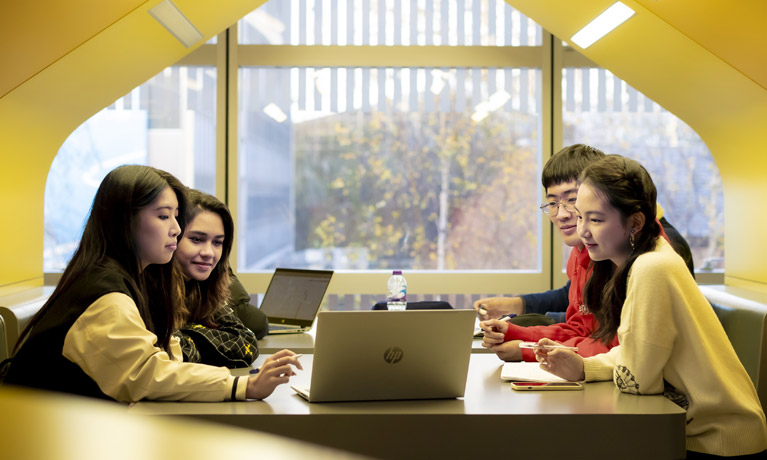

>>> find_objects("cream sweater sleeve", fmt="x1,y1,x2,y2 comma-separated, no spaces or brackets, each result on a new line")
611,247,677,395
583,345,620,382
63,292,246,403
582,243,676,391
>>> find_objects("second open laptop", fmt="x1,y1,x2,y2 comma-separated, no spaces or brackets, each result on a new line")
259,268,334,334
291,309,476,402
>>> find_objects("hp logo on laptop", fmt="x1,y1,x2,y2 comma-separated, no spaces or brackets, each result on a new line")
383,347,404,364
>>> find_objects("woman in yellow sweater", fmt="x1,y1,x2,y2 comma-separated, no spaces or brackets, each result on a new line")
537,155,766,458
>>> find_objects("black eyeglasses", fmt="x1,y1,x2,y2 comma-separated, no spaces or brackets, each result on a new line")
539,197,577,214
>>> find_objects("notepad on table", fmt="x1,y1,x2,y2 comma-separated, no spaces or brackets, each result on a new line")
500,362,568,383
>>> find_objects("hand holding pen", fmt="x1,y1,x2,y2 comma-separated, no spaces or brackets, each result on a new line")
479,315,516,347
473,296,523,321
532,338,585,381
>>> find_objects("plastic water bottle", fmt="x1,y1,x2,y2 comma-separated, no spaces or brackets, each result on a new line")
386,270,407,311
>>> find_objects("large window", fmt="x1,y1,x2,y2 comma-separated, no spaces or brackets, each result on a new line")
238,65,542,271
236,0,545,275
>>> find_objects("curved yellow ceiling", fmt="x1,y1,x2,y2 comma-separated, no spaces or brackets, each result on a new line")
634,0,767,90
0,0,265,293
0,1,145,98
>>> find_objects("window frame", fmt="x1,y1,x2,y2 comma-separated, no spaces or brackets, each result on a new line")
227,21,554,296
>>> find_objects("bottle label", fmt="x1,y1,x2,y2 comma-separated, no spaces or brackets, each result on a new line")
387,282,406,302
387,286,406,302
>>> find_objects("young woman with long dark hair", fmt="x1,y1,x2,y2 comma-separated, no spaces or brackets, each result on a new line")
2,165,299,402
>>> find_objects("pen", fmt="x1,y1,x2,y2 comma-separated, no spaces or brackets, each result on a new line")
477,306,517,322
518,341,577,351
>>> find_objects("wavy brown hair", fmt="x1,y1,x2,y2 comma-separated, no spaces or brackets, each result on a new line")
580,155,662,345
179,189,234,327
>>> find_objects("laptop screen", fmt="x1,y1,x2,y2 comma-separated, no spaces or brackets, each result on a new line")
259,268,333,325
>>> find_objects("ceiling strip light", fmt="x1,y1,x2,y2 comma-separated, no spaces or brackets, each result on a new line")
149,0,203,48
571,2,635,49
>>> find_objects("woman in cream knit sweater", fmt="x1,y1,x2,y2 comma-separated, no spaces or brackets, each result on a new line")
536,155,766,458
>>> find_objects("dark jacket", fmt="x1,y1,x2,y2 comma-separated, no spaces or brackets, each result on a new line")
3,261,137,400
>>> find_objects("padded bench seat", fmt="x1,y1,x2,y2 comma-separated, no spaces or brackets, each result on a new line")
700,284,767,415
0,287,53,361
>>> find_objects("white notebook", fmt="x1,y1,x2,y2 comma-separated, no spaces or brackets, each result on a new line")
500,362,568,383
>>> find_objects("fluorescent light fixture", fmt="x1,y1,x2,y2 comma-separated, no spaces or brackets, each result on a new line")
149,0,203,48
263,103,288,123
571,2,635,49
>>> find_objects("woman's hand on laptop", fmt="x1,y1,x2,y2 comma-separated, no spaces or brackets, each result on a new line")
246,349,303,400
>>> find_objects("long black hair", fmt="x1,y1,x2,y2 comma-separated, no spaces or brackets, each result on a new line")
580,155,661,344
15,165,188,355
180,189,235,327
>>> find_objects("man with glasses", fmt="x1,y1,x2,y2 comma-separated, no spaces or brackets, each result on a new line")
476,144,692,362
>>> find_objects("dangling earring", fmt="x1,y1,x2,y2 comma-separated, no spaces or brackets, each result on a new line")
629,231,636,254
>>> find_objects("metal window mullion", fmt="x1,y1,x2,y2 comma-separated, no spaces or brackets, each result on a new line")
440,66,450,112
612,73,622,112
565,67,575,112
472,0,480,45
456,67,466,112
378,67,386,111
299,0,307,44
331,0,338,45
425,66,434,112
598,68,606,112
363,0,371,45
520,67,529,113
410,0,417,45
504,5,512,46
425,0,433,45
581,66,590,112
457,0,465,46
379,0,386,45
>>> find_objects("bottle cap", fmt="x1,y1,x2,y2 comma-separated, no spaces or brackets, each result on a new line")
392,270,402,275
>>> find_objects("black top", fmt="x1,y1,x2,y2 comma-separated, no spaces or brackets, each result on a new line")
3,261,138,400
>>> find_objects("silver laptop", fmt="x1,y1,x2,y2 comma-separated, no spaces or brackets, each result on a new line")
291,309,475,402
259,268,334,334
